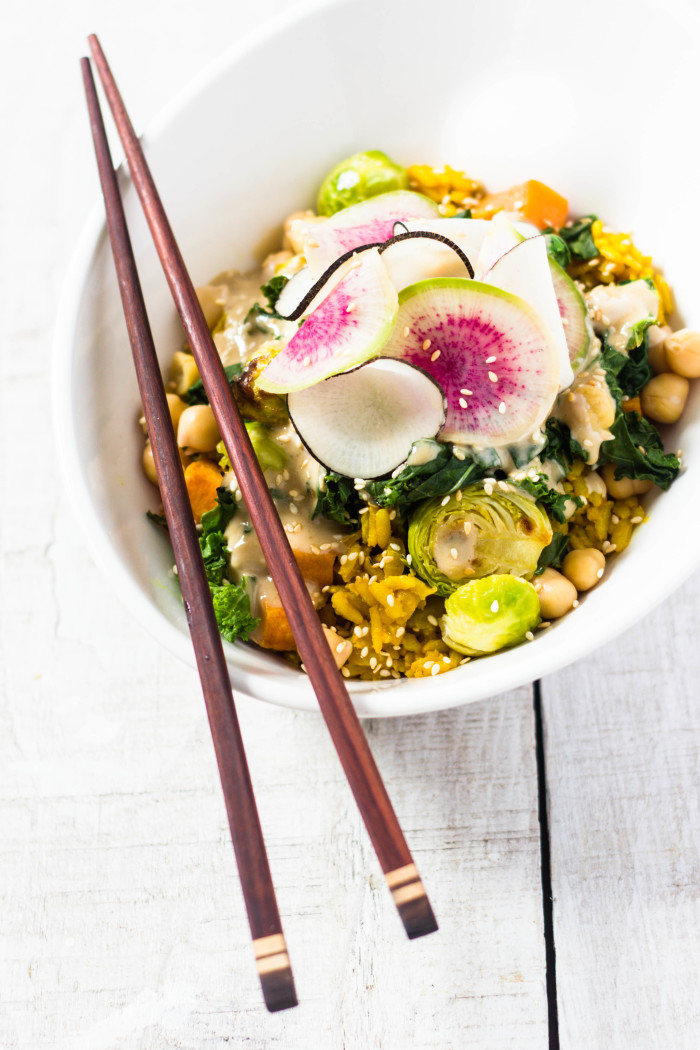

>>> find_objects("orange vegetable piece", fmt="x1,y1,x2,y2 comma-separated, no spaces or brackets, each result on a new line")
291,548,336,587
474,179,568,231
257,599,296,651
184,459,223,523
622,396,642,415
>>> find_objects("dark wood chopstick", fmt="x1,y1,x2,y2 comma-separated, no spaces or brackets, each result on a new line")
87,34,437,940
81,56,297,1013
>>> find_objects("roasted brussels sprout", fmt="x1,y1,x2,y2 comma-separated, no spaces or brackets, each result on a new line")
440,575,541,656
408,483,552,596
317,150,409,216
234,352,289,425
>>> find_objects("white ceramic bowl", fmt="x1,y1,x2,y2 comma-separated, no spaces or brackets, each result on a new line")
55,0,700,716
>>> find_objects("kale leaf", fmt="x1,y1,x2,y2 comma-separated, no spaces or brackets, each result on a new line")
535,532,570,575
518,474,581,525
146,510,168,530
558,215,598,261
183,363,243,406
599,339,652,404
544,232,572,268
364,443,487,508
244,274,291,330
600,412,680,491
540,418,588,472
313,472,361,525
210,580,259,643
199,488,238,586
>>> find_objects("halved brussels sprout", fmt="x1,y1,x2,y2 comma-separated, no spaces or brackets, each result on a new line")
440,575,541,656
317,150,409,216
408,483,552,596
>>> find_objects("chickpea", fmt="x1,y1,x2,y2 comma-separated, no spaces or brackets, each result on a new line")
283,209,320,253
166,393,186,432
664,329,700,379
600,463,653,499
170,351,200,396
177,404,221,452
640,373,689,424
562,548,606,592
647,325,671,374
142,441,158,486
534,568,577,620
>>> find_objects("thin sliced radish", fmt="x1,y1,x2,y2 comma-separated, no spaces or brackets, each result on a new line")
483,235,574,390
257,248,397,393
549,259,592,373
382,277,559,447
293,190,439,268
288,358,446,478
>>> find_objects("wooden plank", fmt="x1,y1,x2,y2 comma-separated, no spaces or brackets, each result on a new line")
541,571,700,1050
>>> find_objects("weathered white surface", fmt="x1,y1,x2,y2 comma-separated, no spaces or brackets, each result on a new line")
542,569,700,1050
0,2,548,1047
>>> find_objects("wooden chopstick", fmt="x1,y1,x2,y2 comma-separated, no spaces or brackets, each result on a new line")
81,57,297,1013
87,34,438,940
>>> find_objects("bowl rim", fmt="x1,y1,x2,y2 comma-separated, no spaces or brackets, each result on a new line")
53,0,700,718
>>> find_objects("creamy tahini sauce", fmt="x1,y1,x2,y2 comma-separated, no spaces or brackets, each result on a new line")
585,280,659,352
432,518,478,578
209,268,297,367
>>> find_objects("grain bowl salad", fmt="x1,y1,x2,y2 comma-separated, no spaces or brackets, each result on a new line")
141,150,698,681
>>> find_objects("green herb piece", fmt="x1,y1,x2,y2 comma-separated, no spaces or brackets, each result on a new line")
364,442,487,509
518,474,581,525
559,215,598,261
313,472,361,525
535,532,570,575
209,580,259,642
183,363,243,406
540,418,588,472
600,412,680,491
544,232,571,268
146,510,168,530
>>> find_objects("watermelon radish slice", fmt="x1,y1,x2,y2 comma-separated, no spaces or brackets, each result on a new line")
293,190,440,268
549,259,592,373
382,278,559,447
256,248,397,393
288,358,446,479
482,235,574,391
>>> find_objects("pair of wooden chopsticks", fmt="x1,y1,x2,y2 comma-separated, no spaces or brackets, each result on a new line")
82,34,437,1012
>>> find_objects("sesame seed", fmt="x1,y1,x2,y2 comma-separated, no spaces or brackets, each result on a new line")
460,657,471,664
348,551,357,561
354,626,362,637
456,490,462,501
396,626,405,638
498,480,509,492
461,389,473,396
490,600,499,612
362,626,369,636
498,402,506,414
459,398,468,409
583,439,593,448
341,667,350,677
379,669,391,678
284,523,294,533
403,326,410,337
340,554,348,564
370,658,377,670
488,371,498,383
630,516,643,524
289,502,298,514
423,339,432,350
389,542,400,551
573,599,580,608
453,448,465,460
345,302,356,313
386,594,395,607
431,664,440,676
441,495,450,506
484,483,494,495
430,349,441,362
427,615,438,627
596,567,605,578
450,547,458,559
485,355,497,364
301,459,309,469
406,554,412,565
463,521,472,535
320,543,331,551
611,514,619,525
386,656,393,667
525,631,534,641
361,646,369,658
443,655,451,664
336,642,346,654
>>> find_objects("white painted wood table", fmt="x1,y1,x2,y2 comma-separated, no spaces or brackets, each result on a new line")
2,3,699,1046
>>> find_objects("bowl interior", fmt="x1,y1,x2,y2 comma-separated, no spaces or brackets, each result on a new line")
55,0,700,716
